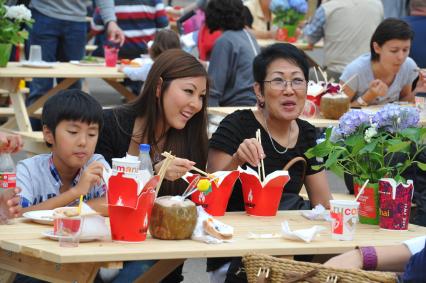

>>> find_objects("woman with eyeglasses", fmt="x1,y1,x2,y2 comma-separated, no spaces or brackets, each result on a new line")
206,43,332,282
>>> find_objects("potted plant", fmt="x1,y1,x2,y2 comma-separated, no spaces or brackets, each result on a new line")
270,0,307,42
0,0,33,67
305,104,426,224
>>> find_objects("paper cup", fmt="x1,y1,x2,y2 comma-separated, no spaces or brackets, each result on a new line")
379,179,414,231
330,200,359,241
112,158,140,174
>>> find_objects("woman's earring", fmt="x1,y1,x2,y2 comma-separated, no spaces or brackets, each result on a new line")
258,101,265,108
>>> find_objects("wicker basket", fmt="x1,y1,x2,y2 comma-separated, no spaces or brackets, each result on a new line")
242,253,397,283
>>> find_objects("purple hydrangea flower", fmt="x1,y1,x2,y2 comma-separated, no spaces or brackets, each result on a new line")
338,110,371,136
270,0,290,11
289,0,308,13
330,126,343,143
372,104,419,132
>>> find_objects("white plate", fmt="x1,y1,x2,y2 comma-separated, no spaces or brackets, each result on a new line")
42,230,98,242
70,60,105,66
23,210,54,225
20,61,56,68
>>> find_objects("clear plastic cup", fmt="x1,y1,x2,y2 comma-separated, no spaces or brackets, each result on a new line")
29,45,42,62
53,207,83,247
330,200,359,241
104,46,119,67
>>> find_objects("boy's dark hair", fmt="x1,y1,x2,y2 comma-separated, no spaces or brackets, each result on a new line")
42,89,103,147
205,0,245,32
370,18,414,61
253,43,309,93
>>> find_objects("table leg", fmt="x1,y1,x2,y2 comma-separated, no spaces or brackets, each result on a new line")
103,79,137,102
0,77,33,132
0,249,101,283
2,78,78,131
133,258,186,283
0,269,16,283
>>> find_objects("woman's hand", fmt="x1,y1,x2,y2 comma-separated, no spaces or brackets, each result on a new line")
234,138,265,168
155,158,195,181
413,70,426,93
0,188,22,223
0,133,23,153
369,79,388,98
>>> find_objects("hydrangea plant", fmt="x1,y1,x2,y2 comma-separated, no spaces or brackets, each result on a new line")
270,0,308,27
0,0,33,45
306,104,426,183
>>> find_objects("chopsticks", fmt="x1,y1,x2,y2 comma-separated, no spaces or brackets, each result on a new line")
155,151,175,197
256,129,265,182
163,151,213,178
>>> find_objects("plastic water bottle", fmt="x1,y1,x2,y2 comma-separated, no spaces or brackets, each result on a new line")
0,153,16,191
139,144,154,178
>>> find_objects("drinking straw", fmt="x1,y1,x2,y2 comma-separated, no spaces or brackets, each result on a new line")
318,67,328,84
313,66,319,82
77,195,83,214
355,179,369,202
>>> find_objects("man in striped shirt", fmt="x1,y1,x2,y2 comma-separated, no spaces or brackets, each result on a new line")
91,0,169,59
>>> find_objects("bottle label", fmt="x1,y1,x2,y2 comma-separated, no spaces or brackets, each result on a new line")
0,173,16,189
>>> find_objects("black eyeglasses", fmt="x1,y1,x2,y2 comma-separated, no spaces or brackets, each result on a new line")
263,78,307,90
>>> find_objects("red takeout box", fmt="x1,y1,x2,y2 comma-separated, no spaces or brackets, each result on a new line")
107,172,159,242
239,167,290,216
183,171,239,216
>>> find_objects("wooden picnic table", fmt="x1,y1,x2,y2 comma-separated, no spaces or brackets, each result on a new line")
0,210,425,283
208,105,426,128
0,62,136,153
256,38,323,50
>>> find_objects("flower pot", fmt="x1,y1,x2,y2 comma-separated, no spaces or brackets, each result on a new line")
354,179,379,225
275,25,298,42
379,178,414,230
0,44,12,68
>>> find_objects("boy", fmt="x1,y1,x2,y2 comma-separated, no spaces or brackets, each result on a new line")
17,89,109,215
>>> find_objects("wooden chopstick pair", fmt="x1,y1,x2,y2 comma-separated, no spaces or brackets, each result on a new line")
162,152,208,176
256,129,265,182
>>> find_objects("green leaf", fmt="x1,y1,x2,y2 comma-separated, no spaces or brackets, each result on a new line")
344,134,363,147
329,163,344,177
305,141,333,158
416,161,426,171
359,139,378,154
400,128,419,142
311,165,324,171
387,141,411,153
324,148,344,168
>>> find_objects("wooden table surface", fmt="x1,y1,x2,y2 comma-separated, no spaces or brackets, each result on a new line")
256,39,324,50
2,211,425,263
0,62,126,79
208,105,426,128
1,211,425,282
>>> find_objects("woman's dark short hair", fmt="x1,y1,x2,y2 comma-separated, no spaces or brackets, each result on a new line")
205,0,245,32
42,89,103,146
370,18,414,61
253,43,309,91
